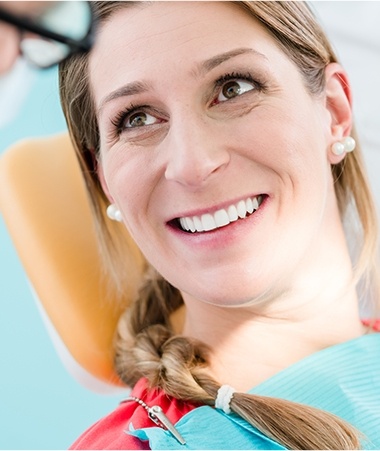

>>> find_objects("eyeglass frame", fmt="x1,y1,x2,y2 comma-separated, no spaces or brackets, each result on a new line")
0,1,95,68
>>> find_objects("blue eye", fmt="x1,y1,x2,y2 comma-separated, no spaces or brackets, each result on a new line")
217,79,255,102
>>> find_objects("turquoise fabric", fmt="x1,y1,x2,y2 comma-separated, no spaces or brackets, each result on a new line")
129,407,286,450
129,334,380,449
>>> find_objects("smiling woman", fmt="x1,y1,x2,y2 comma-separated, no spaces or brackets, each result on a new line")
59,1,380,449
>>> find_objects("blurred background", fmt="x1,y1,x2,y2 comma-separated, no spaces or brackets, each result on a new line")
0,65,124,450
1,2,379,449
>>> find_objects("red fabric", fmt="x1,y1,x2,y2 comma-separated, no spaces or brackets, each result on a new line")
69,378,198,450
362,318,380,332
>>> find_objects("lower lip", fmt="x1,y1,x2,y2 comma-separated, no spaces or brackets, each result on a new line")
168,196,269,248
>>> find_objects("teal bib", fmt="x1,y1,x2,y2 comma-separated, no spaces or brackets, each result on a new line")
129,334,380,449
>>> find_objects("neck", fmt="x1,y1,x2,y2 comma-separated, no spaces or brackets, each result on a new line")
182,233,365,391
183,297,364,392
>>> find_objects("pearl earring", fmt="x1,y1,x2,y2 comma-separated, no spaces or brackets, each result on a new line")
106,204,123,222
331,136,356,156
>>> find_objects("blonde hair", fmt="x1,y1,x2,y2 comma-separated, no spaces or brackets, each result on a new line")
59,1,379,448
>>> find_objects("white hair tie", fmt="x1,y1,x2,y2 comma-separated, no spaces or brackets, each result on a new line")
215,385,236,414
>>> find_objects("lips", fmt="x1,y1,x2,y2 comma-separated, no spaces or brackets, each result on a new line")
176,195,264,233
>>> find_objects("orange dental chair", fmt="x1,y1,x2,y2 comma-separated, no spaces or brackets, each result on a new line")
0,133,144,392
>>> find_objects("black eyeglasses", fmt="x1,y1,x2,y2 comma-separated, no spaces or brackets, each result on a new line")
0,1,95,69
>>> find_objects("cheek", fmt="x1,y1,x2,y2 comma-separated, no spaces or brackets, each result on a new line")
101,150,136,201
235,103,331,209
100,146,157,224
232,104,326,169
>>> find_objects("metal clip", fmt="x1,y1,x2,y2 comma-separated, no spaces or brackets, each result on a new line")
148,405,186,445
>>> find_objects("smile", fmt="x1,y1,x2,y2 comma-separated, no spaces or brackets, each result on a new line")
178,195,264,233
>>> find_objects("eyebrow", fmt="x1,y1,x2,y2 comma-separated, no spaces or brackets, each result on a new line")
98,80,152,115
97,47,267,114
194,47,268,77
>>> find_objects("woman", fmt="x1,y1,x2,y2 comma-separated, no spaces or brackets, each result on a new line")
59,1,380,449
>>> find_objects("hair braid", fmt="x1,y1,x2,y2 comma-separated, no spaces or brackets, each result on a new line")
115,274,362,449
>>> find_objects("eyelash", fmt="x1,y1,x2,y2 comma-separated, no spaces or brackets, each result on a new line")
214,71,264,94
110,102,145,134
109,71,265,136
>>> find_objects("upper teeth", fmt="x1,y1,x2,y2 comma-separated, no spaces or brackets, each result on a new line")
179,195,262,233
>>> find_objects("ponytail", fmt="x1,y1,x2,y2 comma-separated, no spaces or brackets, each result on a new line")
115,271,362,450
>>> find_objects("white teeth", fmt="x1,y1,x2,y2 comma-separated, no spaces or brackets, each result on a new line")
237,200,247,219
246,197,254,214
214,209,230,228
186,217,196,233
193,215,203,232
178,195,264,233
227,205,238,222
201,213,216,231
179,218,187,230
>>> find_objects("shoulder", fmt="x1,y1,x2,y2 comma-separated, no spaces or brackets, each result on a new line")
69,378,198,450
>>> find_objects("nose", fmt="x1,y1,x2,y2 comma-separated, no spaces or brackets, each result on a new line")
164,117,230,188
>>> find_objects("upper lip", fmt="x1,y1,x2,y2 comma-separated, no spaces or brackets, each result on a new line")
167,193,265,223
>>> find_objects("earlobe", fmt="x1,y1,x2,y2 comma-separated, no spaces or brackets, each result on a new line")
324,63,353,164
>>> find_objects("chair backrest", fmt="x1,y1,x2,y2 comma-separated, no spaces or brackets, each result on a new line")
0,133,144,389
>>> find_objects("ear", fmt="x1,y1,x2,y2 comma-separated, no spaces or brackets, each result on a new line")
324,63,353,164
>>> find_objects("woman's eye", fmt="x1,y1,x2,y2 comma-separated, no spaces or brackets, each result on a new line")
217,80,255,102
126,111,157,128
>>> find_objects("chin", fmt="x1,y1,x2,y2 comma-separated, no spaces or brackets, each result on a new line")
181,275,277,310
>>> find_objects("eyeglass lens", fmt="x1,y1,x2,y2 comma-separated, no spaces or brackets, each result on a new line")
2,1,93,68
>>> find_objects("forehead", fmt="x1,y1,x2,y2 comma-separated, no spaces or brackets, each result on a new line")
89,1,289,106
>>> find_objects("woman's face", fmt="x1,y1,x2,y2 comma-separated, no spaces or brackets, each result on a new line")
90,2,343,307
